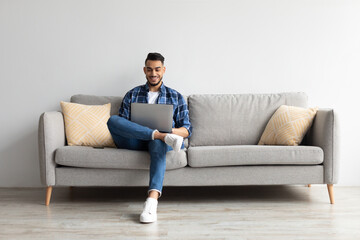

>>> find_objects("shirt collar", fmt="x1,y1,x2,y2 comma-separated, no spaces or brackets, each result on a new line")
144,81,166,94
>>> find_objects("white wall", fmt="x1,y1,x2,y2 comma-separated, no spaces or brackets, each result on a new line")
0,0,359,187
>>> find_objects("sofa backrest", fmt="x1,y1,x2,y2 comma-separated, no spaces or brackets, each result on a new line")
70,94,190,148
70,93,308,147
188,92,308,147
71,94,123,116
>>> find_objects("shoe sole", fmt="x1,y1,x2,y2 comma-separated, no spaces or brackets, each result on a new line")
140,218,157,224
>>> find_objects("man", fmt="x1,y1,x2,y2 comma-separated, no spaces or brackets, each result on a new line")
107,52,192,223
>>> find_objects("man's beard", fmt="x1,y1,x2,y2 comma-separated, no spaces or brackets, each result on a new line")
147,77,162,87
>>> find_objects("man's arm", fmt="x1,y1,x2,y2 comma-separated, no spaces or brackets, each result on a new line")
173,94,192,138
119,91,132,120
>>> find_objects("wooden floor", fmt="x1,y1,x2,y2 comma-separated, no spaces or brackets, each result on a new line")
1,185,360,240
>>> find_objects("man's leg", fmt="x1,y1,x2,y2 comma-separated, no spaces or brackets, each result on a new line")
147,140,171,198
107,115,154,143
140,139,171,223
108,115,184,152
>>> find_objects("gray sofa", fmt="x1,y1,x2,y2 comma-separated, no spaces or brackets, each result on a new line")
38,92,339,205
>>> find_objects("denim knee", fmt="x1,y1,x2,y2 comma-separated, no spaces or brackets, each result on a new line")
107,115,117,129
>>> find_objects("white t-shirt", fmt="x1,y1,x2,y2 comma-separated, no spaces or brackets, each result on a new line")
148,91,160,104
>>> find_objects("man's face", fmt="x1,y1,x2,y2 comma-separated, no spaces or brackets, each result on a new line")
144,60,166,87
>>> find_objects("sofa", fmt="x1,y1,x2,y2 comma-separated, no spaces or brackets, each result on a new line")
38,92,338,206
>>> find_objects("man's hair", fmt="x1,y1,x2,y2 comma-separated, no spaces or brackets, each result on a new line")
145,52,165,65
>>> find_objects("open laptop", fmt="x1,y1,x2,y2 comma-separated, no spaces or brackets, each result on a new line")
130,103,173,133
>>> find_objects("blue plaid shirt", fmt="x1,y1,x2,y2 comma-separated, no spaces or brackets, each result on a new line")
119,83,192,138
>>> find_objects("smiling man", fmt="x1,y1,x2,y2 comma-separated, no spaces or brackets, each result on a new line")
107,52,192,223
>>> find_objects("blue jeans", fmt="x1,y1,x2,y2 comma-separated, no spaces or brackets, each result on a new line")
107,115,176,198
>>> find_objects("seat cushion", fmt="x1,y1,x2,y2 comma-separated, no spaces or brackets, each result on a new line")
55,146,187,170
187,145,323,167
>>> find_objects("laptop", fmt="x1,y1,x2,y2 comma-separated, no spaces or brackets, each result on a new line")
130,103,173,133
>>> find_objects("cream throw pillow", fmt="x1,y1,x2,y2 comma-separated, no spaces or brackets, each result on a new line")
258,105,318,146
60,101,116,147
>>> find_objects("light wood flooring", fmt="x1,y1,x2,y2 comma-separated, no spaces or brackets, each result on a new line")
1,185,360,240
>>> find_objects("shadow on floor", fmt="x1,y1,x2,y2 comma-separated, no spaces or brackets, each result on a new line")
54,185,312,204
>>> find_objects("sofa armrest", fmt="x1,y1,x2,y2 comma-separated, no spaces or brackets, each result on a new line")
38,111,66,186
306,109,339,184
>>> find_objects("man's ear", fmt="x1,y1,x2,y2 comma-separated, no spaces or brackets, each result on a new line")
163,66,166,73
143,67,146,74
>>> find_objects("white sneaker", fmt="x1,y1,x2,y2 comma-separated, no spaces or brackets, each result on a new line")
140,198,158,223
164,134,183,152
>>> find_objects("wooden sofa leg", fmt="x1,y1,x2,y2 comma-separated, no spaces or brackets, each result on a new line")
308,184,311,187
46,186,52,206
327,184,334,204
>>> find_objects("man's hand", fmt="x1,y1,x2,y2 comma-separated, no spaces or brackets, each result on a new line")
171,127,189,138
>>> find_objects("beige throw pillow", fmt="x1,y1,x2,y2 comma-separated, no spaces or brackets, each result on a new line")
258,105,318,146
60,101,116,147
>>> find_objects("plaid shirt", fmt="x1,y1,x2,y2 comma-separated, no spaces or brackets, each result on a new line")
119,82,192,137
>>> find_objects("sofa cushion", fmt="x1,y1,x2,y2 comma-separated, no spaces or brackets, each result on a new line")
187,145,323,167
55,146,187,170
70,94,189,148
71,94,123,116
60,101,116,148
258,105,318,146
188,93,308,146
